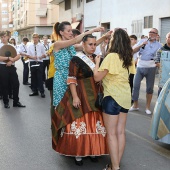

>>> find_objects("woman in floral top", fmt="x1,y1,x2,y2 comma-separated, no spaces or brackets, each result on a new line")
52,21,104,107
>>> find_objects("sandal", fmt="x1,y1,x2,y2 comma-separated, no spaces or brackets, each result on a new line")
112,168,120,170
103,164,112,170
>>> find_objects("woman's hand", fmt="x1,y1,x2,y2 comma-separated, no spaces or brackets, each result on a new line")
73,96,81,109
93,27,105,33
95,55,101,64
101,42,107,49
104,30,113,39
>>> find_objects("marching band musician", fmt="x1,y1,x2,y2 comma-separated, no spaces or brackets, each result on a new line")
27,33,46,98
6,30,13,99
42,35,50,82
0,31,26,108
18,37,30,85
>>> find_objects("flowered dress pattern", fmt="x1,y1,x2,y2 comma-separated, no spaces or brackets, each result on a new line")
53,46,76,106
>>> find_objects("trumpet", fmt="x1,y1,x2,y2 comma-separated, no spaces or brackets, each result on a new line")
23,56,29,61
46,51,50,56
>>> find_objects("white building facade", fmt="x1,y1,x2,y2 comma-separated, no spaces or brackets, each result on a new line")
12,0,59,42
0,0,13,32
51,0,170,43
50,0,84,32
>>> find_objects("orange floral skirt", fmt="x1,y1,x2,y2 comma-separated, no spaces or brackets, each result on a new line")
55,111,109,157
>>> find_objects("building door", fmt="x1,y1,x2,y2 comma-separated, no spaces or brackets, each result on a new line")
101,22,110,33
160,17,170,44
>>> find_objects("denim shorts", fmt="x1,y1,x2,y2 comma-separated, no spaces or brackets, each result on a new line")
102,96,128,115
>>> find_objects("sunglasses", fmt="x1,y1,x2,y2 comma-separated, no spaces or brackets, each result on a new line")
149,31,157,34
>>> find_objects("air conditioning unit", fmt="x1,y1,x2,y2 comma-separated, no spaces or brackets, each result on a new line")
76,13,82,21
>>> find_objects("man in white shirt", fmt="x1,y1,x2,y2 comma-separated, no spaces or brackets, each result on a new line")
130,28,162,114
42,35,50,82
18,37,30,85
0,31,26,108
27,33,46,98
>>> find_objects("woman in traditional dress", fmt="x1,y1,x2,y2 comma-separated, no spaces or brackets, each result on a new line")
52,34,109,165
93,28,135,170
51,21,109,164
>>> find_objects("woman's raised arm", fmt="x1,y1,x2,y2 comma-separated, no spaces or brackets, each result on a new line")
54,27,104,52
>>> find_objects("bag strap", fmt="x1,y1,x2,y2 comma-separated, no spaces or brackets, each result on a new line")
98,81,102,93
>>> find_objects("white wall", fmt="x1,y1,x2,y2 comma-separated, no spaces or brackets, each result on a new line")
84,0,170,36
59,2,72,22
84,0,101,27
111,0,170,35
72,0,83,18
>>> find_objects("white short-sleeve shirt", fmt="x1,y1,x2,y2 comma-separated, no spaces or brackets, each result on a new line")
18,43,28,57
27,42,46,62
42,43,50,60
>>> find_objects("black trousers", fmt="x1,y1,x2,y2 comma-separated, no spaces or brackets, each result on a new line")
0,77,13,97
30,62,44,93
0,82,2,96
42,60,50,81
8,81,13,96
21,57,29,84
0,64,19,104
129,73,134,96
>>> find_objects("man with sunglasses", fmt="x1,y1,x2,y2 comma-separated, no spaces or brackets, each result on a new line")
130,28,162,115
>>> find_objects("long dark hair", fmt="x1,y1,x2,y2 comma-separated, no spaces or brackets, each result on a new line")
108,28,133,69
53,21,71,38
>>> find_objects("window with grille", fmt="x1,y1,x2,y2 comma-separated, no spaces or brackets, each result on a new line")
131,20,143,38
65,0,71,10
2,25,8,28
2,18,8,21
2,11,8,14
101,22,110,33
2,3,7,7
86,0,94,3
144,16,153,28
77,0,81,8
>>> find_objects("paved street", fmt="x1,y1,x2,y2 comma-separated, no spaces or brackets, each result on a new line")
0,61,170,170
